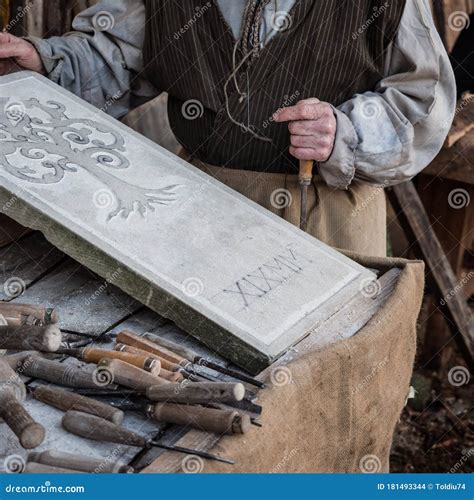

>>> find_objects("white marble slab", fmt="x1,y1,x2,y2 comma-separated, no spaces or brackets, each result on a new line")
0,72,375,373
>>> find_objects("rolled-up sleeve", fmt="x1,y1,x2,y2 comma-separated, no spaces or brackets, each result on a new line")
319,0,457,189
25,0,157,118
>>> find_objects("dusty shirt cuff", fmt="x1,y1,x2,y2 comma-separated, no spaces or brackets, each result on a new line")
24,36,64,83
318,106,358,190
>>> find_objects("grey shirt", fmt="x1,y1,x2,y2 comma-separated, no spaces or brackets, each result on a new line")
27,0,457,189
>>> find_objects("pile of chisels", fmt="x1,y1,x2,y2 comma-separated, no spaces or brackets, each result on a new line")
0,302,264,472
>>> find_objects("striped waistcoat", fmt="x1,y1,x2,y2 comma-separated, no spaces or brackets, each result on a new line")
143,1,406,174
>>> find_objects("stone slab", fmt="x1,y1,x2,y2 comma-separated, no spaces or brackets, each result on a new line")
0,72,375,373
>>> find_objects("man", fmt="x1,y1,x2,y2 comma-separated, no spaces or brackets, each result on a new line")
0,0,456,256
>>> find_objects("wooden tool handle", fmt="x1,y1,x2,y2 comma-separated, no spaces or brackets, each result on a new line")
29,450,134,474
150,403,251,435
298,159,314,183
33,385,124,425
0,303,59,325
21,356,105,389
82,348,161,376
117,330,186,365
115,344,181,372
24,462,82,474
0,324,61,352
62,410,146,447
0,358,26,401
0,388,45,449
142,332,196,361
99,358,168,393
158,368,185,383
146,382,245,404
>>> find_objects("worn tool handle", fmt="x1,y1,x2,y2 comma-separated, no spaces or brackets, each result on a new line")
0,324,61,352
150,403,251,435
81,348,161,376
0,303,59,326
98,358,168,393
24,462,81,474
33,385,124,425
115,344,181,373
142,332,197,361
298,159,314,184
117,330,187,366
158,368,185,383
29,449,134,474
62,410,146,447
21,356,107,389
0,388,45,449
0,358,26,401
146,382,245,404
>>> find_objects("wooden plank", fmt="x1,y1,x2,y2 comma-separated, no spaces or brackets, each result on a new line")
143,268,401,473
0,232,64,301
16,259,141,336
390,182,474,365
0,72,375,373
445,94,474,148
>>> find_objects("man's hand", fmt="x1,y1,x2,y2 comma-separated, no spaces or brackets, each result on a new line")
273,98,337,162
0,33,44,75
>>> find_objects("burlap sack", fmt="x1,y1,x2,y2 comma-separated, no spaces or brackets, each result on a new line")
201,254,424,473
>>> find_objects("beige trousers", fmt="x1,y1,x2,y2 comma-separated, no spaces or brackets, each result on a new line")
186,155,387,257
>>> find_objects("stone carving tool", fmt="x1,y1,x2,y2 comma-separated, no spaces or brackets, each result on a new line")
0,302,59,326
57,347,161,376
0,324,62,351
62,410,235,465
115,343,207,382
28,449,133,473
31,384,125,424
0,358,45,449
118,330,265,388
146,382,245,405
19,355,116,390
298,159,315,231
97,358,169,392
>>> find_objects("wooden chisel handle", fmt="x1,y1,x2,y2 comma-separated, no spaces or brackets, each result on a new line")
0,324,61,352
0,388,45,449
62,410,146,447
24,462,82,474
0,358,26,401
158,368,185,383
115,344,183,373
148,403,251,435
21,356,110,389
117,330,189,367
29,450,134,473
0,303,59,325
98,358,168,393
146,382,245,404
80,348,161,376
33,385,124,425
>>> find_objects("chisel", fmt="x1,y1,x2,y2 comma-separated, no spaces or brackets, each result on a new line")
298,159,315,232
143,332,265,388
147,402,251,435
146,382,245,405
28,450,133,473
98,358,169,392
20,355,117,390
62,410,234,464
0,359,45,449
32,384,125,424
0,324,62,352
58,347,161,376
119,330,264,388
0,302,59,326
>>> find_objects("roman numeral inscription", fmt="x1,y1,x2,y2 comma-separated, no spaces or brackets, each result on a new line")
217,248,313,310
